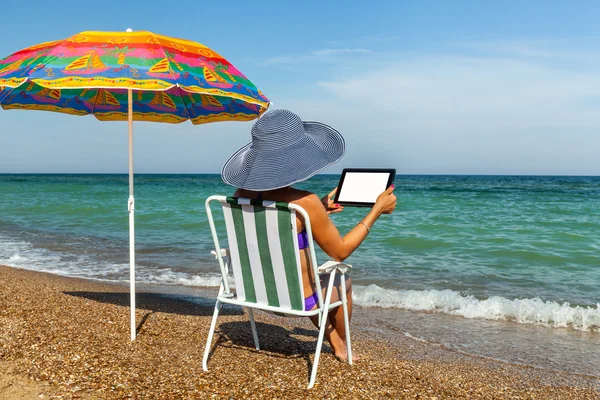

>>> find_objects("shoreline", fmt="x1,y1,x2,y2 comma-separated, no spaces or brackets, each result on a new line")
1,265,599,399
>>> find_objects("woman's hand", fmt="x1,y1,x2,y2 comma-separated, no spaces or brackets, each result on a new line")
374,185,397,215
321,187,344,215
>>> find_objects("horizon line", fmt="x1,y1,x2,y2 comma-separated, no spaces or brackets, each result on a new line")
1,172,599,178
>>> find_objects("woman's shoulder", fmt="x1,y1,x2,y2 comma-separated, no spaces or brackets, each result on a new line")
288,188,321,209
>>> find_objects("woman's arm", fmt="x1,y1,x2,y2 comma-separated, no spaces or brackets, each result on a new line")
305,185,397,261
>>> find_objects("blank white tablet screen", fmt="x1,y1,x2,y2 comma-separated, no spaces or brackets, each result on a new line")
337,172,390,203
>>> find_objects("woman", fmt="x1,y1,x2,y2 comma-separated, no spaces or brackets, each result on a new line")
221,109,397,361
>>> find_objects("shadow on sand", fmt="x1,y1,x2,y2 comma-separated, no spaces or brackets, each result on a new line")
205,319,328,379
62,290,243,317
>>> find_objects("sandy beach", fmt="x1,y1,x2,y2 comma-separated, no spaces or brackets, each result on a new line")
0,265,598,399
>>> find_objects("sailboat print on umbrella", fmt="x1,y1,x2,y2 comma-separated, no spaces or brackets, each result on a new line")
4,82,62,105
63,51,109,74
146,91,177,112
83,90,121,111
187,92,226,112
203,67,233,89
147,58,180,80
30,85,62,104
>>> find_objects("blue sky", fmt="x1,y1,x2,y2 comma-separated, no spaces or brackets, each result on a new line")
1,1,600,175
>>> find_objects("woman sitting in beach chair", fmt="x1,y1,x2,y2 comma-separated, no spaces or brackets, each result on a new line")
217,109,397,363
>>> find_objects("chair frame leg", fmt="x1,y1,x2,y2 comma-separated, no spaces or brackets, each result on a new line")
247,308,260,350
340,272,352,365
202,299,222,371
308,270,337,389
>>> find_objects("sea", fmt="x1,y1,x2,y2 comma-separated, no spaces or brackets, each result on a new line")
1,174,599,378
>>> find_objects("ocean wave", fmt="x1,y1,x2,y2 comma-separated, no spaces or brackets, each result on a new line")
0,233,222,287
1,245,223,289
353,284,600,332
141,269,223,287
2,231,598,332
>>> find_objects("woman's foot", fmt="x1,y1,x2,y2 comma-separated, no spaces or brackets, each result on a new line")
332,344,360,363
333,351,360,363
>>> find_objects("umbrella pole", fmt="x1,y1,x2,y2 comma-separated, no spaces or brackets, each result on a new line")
128,88,136,341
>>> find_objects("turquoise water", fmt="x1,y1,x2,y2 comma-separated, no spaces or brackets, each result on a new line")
1,174,599,331
2,173,600,377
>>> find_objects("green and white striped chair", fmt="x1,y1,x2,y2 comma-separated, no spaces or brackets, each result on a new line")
202,196,352,389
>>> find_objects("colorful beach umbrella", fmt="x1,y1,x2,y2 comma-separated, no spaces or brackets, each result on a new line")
0,30,270,340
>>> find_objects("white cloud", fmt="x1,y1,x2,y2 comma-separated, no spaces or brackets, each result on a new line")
454,38,600,62
275,47,600,175
315,55,600,128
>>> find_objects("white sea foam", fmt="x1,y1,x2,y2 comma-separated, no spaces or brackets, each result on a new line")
0,233,224,287
142,268,222,287
354,284,600,332
9,254,26,262
0,237,49,268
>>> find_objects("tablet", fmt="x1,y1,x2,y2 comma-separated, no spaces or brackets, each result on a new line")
333,168,396,207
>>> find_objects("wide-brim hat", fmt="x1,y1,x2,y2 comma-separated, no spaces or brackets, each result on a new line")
221,109,345,191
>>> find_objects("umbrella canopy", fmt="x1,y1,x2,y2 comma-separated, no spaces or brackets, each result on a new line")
0,30,269,121
0,30,270,340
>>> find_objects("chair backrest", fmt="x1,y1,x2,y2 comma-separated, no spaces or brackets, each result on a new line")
205,196,321,313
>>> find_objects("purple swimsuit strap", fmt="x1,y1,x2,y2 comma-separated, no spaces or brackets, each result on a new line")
297,230,309,249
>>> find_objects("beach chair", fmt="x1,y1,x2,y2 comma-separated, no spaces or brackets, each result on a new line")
202,196,352,389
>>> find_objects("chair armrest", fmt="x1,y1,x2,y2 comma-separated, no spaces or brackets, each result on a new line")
210,248,230,259
318,260,352,274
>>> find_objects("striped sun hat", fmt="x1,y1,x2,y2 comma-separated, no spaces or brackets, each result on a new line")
221,109,346,191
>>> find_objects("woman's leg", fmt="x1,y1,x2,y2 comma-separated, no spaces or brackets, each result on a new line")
323,274,353,339
308,274,357,361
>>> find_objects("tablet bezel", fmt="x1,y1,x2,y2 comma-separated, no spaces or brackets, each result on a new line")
333,168,396,207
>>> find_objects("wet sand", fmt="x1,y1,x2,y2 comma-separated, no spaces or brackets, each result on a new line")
1,265,598,399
